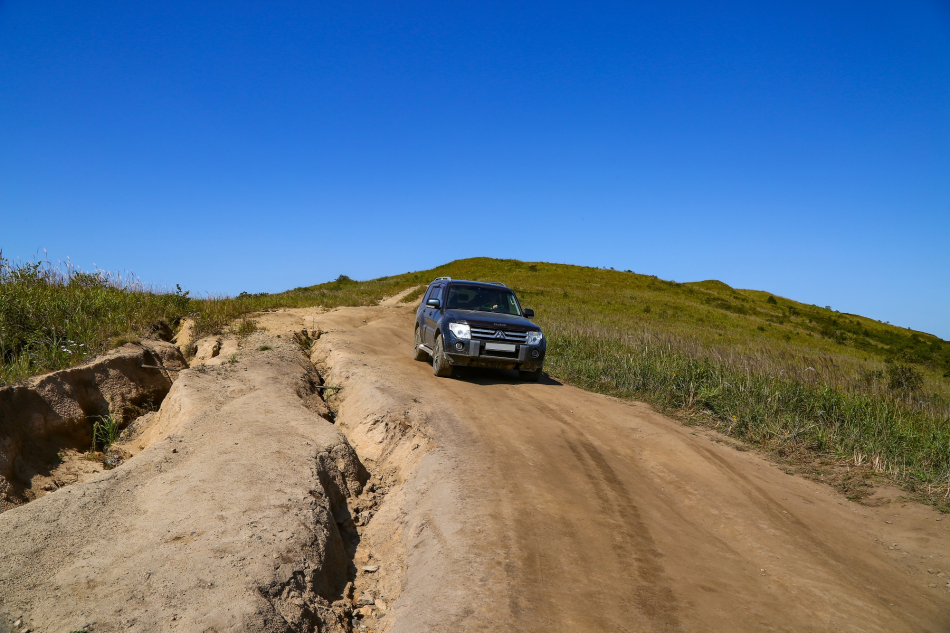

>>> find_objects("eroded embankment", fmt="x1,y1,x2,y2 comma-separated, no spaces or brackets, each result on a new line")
0,341,187,511
0,327,383,632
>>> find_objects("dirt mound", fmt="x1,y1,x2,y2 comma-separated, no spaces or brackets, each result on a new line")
0,331,371,632
0,341,186,509
171,317,198,357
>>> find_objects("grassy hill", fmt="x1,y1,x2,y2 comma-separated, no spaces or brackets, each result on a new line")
3,255,948,508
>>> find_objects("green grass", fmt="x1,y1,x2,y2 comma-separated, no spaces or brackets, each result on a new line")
3,254,949,508
0,257,412,384
91,414,121,452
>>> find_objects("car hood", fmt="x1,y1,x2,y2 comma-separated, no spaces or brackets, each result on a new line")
444,309,540,332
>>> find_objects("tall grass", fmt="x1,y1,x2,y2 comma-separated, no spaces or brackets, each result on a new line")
0,257,420,385
0,256,191,384
546,323,950,505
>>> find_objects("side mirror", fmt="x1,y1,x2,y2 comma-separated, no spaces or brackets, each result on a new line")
524,308,534,318
427,298,441,309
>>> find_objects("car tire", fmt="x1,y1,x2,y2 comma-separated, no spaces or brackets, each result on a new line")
432,335,453,378
413,327,430,362
519,368,543,382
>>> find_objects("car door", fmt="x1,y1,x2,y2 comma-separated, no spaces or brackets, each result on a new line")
422,284,443,346
418,284,436,344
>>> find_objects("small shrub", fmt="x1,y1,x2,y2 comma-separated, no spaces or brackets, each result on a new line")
767,295,777,304
258,345,272,351
233,317,257,337
887,364,923,393
757,325,766,332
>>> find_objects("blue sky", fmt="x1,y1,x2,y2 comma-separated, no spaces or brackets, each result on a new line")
1,1,948,337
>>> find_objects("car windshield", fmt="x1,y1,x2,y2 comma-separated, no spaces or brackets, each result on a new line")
445,284,522,316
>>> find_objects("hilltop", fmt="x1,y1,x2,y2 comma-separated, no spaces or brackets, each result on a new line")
290,257,949,380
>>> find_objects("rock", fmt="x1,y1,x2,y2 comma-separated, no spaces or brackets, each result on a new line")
13,620,21,627
194,337,221,362
362,565,379,573
374,598,387,612
357,592,375,606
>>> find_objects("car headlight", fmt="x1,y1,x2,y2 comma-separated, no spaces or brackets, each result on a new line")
448,322,471,340
526,331,543,345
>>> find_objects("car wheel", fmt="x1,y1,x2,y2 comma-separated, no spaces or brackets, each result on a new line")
519,368,543,382
413,326,430,362
432,335,453,377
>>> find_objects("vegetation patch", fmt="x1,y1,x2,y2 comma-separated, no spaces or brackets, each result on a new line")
0,257,417,385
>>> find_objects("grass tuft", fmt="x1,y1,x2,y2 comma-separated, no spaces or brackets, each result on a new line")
91,414,121,452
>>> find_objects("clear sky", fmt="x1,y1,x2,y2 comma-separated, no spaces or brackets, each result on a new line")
2,1,948,338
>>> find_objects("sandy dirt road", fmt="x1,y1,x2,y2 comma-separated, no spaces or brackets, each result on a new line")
264,301,950,633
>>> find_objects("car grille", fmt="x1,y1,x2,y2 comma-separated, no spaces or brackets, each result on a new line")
470,327,528,343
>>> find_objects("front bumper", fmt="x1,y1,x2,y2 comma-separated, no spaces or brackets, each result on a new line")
443,336,545,370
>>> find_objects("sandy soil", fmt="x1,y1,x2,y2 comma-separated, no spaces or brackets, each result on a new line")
0,331,369,632
260,300,950,633
2,293,948,632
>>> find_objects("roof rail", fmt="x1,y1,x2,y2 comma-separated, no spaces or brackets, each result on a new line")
487,281,507,287
434,276,451,281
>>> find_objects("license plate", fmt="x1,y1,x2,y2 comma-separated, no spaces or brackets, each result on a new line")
485,343,516,352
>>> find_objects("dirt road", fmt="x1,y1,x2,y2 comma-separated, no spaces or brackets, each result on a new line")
267,301,950,633
2,297,948,632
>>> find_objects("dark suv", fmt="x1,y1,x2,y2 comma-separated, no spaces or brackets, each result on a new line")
413,277,546,381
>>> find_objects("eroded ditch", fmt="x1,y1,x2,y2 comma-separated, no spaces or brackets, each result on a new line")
0,339,188,512
0,318,425,633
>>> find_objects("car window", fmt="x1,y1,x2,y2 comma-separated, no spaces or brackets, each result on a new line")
423,285,442,305
446,284,522,316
